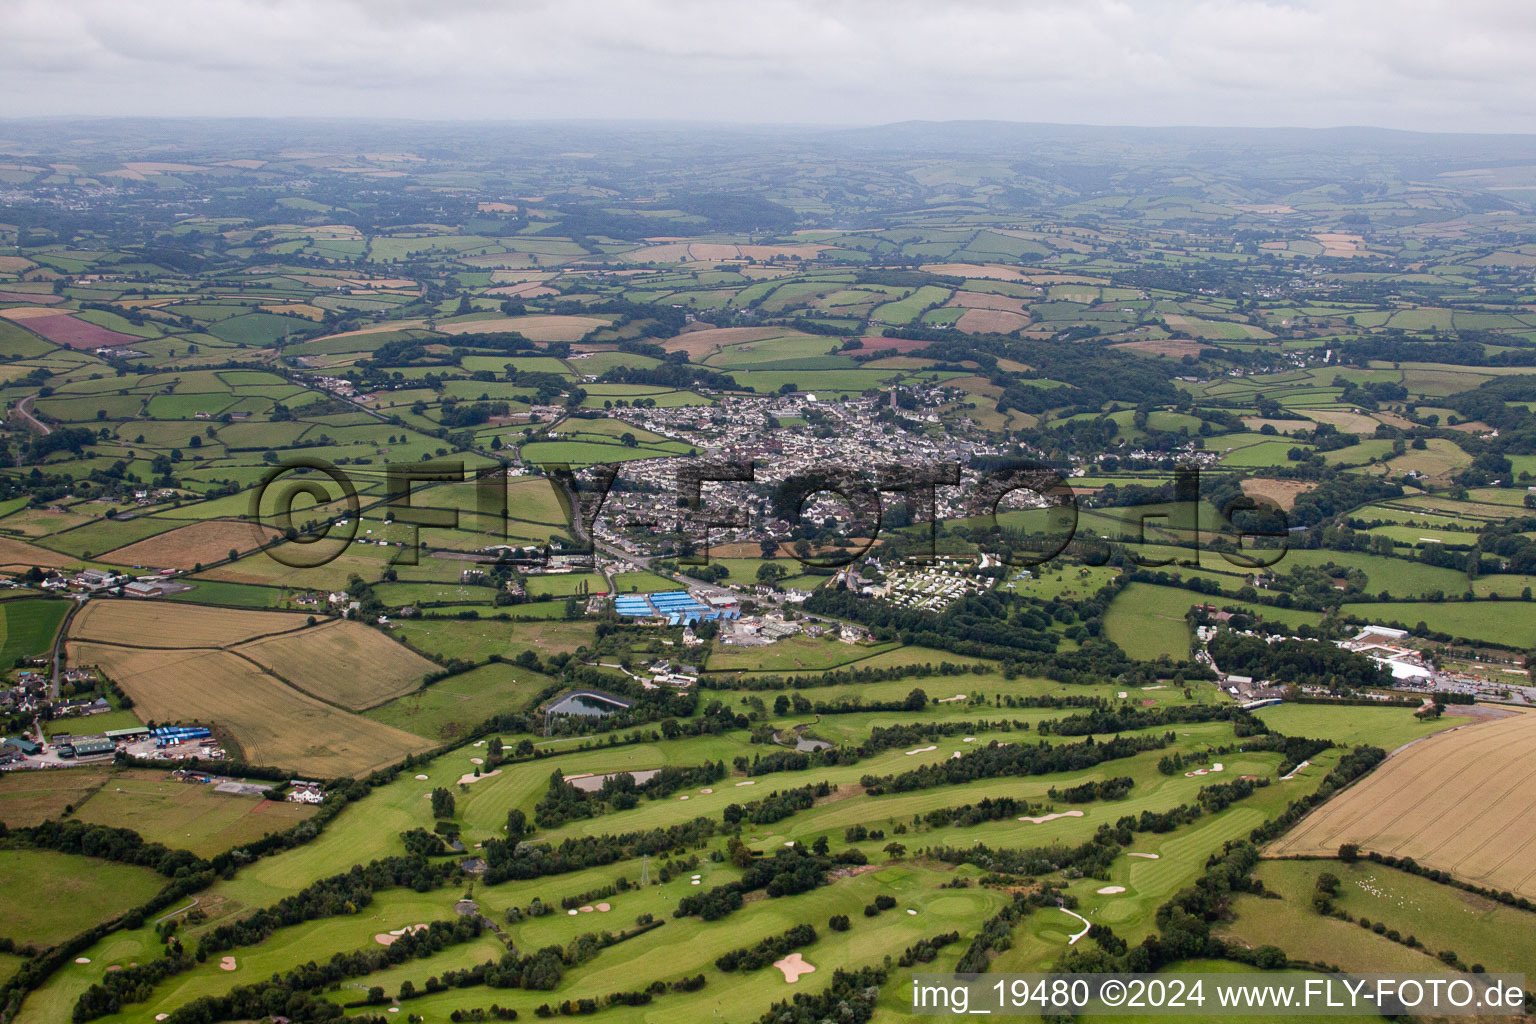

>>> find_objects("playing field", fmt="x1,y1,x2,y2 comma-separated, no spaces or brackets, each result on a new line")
1269,709,1536,899
65,641,434,776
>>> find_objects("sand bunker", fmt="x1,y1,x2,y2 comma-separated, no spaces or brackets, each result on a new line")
906,745,938,755
156,1016,169,1022
1017,810,1084,824
950,752,961,759
375,924,429,946
567,909,578,916
1117,691,1128,699
469,757,484,765
74,957,90,964
735,780,755,786
414,774,429,780
1060,907,1092,945
1097,886,1126,895
1128,852,1159,859
906,908,917,915
773,952,816,983
937,693,968,703
1185,761,1225,777
679,795,689,800
219,956,237,971
595,902,610,912
700,787,713,794
456,769,501,785
691,880,701,885
1280,760,1310,780
579,905,594,913
963,736,976,742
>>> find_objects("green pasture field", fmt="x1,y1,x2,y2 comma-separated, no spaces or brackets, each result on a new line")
66,770,318,859
0,849,166,948
1323,439,1398,466
0,320,55,358
705,633,900,673
1220,860,1511,978
373,581,498,606
1339,600,1536,647
389,617,594,665
1364,524,1476,548
0,597,71,664
1102,583,1195,661
42,515,185,560
524,572,606,597
1256,859,1536,976
1253,702,1453,751
713,641,991,680
610,569,675,592
44,710,143,738
163,580,289,608
364,660,550,740
1275,549,1469,598
519,440,687,466
207,312,318,346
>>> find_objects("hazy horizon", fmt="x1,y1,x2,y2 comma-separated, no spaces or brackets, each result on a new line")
6,0,1536,133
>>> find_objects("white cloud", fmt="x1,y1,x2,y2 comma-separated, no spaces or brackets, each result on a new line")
2,0,1535,131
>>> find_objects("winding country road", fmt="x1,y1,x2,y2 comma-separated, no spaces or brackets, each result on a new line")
12,393,51,436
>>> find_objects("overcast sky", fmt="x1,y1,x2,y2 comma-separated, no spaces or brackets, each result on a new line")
5,0,1536,133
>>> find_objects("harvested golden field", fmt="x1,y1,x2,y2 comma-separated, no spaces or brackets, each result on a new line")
1313,232,1369,257
98,519,277,569
1240,416,1318,435
1268,710,1536,899
1112,338,1209,359
0,536,76,571
307,320,428,342
1302,409,1381,435
66,641,433,776
942,375,1006,399
71,600,309,648
259,303,325,320
487,282,558,298
0,305,68,321
946,290,1026,313
920,262,1032,282
660,325,791,360
1240,477,1316,511
437,314,605,342
955,308,1030,334
232,619,436,710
